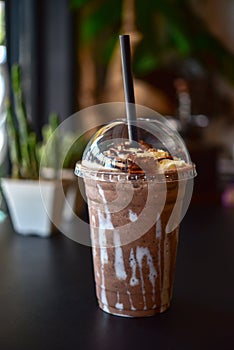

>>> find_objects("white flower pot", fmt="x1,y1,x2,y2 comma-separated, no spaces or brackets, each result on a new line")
1,178,65,237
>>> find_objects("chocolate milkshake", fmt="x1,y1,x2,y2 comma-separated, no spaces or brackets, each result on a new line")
75,118,196,317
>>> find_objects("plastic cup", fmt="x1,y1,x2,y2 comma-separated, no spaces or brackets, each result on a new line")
75,117,196,317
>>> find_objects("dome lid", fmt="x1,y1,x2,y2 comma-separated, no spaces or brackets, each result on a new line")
75,117,196,182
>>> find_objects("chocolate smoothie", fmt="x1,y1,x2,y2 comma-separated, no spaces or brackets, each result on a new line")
75,119,196,317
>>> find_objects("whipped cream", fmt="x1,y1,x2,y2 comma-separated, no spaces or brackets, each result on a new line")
82,140,188,174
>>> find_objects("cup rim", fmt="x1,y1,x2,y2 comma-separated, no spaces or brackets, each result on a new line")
74,161,197,183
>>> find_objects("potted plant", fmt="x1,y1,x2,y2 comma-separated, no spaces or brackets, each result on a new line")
1,64,84,236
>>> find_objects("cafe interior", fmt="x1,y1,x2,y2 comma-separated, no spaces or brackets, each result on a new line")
0,1,234,349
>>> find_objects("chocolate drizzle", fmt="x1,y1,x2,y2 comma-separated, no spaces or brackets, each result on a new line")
101,141,174,175
82,139,183,179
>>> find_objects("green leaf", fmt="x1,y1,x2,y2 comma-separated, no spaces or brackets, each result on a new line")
134,52,158,75
11,64,21,93
167,23,191,55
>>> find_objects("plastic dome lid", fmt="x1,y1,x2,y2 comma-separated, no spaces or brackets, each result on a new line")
75,117,196,182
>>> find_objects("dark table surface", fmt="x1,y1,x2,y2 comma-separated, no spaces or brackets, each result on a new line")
0,204,234,350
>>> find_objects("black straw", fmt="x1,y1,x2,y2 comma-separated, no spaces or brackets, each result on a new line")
119,34,138,142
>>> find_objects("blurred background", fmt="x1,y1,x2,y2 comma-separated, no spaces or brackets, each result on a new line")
1,0,234,206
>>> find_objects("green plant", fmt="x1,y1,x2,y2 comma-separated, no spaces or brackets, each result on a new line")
6,64,84,179
6,65,39,179
38,117,86,172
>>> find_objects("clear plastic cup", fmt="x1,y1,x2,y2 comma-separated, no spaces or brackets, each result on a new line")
75,116,196,317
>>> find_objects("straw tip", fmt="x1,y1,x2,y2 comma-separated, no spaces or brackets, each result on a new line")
119,34,129,40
